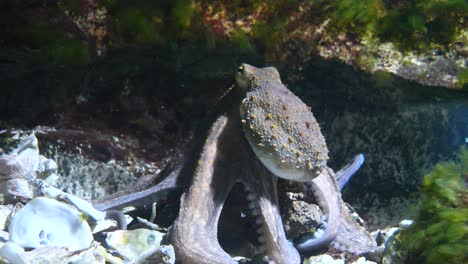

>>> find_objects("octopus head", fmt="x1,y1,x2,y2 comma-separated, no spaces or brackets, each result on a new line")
235,63,282,92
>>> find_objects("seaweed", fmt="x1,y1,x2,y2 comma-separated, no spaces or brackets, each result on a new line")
327,0,468,51
400,146,468,264
6,18,89,64
458,69,468,90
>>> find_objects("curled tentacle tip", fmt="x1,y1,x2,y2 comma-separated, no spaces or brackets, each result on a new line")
105,210,128,230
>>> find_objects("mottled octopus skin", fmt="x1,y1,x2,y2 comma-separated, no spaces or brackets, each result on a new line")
237,64,328,182
237,64,375,254
94,64,376,263
168,111,301,264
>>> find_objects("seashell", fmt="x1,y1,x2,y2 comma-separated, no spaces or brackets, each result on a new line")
0,243,105,264
105,229,164,261
0,241,28,264
9,197,93,251
37,182,107,222
25,246,105,264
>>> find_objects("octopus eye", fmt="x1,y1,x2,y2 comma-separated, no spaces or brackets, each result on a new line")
238,65,244,73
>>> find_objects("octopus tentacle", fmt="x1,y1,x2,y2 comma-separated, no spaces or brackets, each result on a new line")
295,155,376,254
93,162,182,211
168,115,237,264
239,161,300,263
169,111,301,263
104,210,128,230
335,154,365,191
295,168,342,253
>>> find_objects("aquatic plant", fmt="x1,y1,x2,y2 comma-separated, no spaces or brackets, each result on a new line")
104,0,199,45
3,0,465,65
400,146,468,264
327,0,467,50
7,19,89,64
458,69,468,89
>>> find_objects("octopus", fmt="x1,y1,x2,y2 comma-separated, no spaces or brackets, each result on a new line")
94,64,376,263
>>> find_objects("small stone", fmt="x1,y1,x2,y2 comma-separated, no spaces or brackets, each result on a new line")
3,178,34,204
382,232,407,264
283,200,322,238
140,245,175,264
24,246,105,264
351,257,377,264
304,254,344,264
398,219,414,230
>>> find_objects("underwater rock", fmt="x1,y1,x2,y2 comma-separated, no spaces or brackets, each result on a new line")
303,254,344,264
52,150,138,200
36,156,59,184
364,228,397,263
362,245,385,263
0,152,35,203
364,219,414,263
373,44,464,89
0,131,122,234
0,244,105,264
11,133,40,179
279,183,323,239
9,197,93,251
398,219,414,230
3,178,33,204
139,245,175,264
372,228,399,247
351,257,377,264
0,205,13,231
105,228,166,262
0,133,61,203
283,199,322,239
381,233,406,264
24,246,105,264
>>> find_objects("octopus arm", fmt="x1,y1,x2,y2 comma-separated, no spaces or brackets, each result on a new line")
335,154,365,191
295,168,342,253
295,154,366,253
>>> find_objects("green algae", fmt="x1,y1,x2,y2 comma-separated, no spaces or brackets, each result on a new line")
106,1,164,45
327,0,467,51
9,20,89,65
458,69,468,89
400,146,468,264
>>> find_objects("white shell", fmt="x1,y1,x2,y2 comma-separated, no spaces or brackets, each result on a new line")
0,241,28,264
9,197,93,251
105,229,164,261
26,246,105,264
